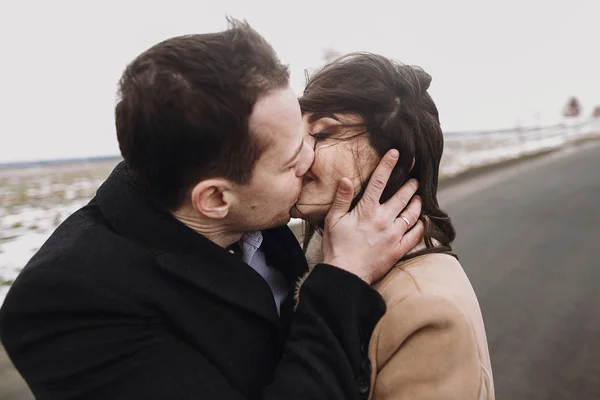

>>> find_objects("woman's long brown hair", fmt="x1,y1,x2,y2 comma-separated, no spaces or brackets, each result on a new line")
298,52,456,260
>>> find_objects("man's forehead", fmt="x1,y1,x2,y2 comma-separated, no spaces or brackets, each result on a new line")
254,121,302,162
250,89,300,128
249,88,303,154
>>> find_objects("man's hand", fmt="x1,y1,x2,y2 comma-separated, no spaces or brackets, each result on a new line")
321,149,424,284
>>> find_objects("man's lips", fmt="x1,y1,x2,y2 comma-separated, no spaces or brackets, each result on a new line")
302,175,314,187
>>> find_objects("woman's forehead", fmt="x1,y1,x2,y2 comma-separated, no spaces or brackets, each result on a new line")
307,113,364,134
307,112,362,124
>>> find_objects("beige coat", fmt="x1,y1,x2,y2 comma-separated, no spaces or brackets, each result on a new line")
304,233,494,400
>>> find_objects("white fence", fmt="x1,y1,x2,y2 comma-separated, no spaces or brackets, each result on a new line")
440,119,600,178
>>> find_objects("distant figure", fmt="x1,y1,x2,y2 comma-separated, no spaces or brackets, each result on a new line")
293,53,495,399
0,20,423,399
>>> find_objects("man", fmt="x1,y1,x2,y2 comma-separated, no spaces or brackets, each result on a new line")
0,20,423,399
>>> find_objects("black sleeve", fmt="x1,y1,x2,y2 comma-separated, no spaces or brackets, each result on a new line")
0,264,385,400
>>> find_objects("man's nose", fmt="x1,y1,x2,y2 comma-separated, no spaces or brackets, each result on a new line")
305,141,315,166
296,141,315,177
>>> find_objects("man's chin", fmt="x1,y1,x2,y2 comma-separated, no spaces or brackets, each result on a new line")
248,214,292,232
290,206,300,219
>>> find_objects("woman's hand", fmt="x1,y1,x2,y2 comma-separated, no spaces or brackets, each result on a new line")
321,149,424,284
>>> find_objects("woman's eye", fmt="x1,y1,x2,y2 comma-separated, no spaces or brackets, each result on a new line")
309,131,333,150
309,131,332,141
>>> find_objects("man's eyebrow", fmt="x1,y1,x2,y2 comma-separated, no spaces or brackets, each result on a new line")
285,140,304,166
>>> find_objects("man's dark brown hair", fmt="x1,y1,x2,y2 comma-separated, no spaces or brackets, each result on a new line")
115,18,289,210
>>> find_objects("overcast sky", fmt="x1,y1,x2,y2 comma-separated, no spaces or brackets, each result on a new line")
1,0,598,162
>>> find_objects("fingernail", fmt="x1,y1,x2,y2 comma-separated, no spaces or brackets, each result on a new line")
389,149,399,159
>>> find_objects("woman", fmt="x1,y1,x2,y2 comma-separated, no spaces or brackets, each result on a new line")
291,53,494,399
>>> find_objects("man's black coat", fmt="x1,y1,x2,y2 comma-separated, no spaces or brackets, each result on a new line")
0,163,385,399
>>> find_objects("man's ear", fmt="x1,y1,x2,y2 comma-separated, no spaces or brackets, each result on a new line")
190,179,234,220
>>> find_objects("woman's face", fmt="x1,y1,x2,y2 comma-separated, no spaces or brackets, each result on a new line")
291,113,379,225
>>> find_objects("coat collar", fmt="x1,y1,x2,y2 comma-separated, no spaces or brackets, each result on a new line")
94,162,306,327
261,227,308,290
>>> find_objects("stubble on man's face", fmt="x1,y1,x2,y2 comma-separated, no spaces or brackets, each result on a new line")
228,86,308,231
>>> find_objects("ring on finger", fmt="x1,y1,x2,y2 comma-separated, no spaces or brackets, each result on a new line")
399,215,411,228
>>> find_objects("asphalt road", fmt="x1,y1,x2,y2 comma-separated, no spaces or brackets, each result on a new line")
0,344,32,400
438,140,600,400
1,140,599,399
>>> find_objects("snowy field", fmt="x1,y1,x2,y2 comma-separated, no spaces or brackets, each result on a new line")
1,121,599,304
0,161,119,302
